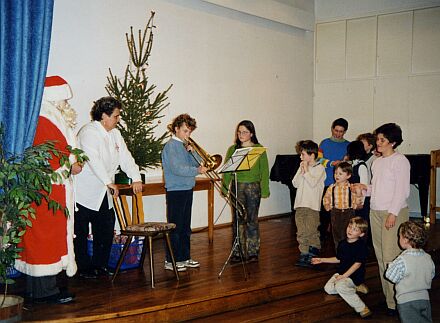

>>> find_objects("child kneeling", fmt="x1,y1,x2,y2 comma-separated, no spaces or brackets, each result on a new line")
312,217,371,318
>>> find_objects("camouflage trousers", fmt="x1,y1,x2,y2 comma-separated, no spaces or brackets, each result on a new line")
231,182,261,258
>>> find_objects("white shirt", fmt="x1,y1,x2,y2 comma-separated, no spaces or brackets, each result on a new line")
352,159,369,185
75,121,141,211
292,162,326,211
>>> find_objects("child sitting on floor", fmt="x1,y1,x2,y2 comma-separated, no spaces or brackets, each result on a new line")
311,217,371,319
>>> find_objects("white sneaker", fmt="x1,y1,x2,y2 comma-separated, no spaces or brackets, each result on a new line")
181,259,200,268
164,261,187,272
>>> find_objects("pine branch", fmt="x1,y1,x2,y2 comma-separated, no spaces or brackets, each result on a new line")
107,11,171,171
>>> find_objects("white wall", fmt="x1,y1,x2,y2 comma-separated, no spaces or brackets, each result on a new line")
314,1,440,217
48,0,314,228
315,0,440,22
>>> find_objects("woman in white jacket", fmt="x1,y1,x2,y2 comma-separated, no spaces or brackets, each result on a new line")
74,97,142,278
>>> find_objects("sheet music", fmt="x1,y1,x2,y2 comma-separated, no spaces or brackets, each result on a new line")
218,146,266,173
218,148,251,173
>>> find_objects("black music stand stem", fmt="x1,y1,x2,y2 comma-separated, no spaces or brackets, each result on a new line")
217,147,266,279
218,171,248,279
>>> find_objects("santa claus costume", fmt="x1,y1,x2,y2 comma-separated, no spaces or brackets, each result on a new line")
14,76,79,304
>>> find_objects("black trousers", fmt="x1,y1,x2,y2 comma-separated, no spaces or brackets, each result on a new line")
165,189,193,262
26,275,59,299
74,196,115,271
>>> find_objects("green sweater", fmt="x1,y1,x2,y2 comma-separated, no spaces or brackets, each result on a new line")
222,143,270,198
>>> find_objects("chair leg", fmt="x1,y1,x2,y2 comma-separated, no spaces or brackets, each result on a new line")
139,237,148,272
112,235,133,283
165,232,179,281
148,235,155,288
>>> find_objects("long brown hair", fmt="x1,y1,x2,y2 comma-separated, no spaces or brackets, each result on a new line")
235,120,259,148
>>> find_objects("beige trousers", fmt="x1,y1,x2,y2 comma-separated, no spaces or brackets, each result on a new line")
295,207,320,254
370,208,409,310
324,273,366,313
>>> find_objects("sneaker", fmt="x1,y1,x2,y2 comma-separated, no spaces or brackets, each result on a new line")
359,307,372,318
164,261,187,272
181,259,200,268
356,283,369,294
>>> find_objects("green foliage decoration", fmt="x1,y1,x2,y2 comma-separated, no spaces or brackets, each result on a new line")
0,124,88,303
106,11,172,170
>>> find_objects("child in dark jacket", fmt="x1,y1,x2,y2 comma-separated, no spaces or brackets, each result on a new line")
312,217,371,319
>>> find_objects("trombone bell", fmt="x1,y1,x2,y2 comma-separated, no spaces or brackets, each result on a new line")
186,137,222,171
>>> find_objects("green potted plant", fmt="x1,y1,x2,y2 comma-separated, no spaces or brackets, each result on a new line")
106,11,171,182
0,124,87,320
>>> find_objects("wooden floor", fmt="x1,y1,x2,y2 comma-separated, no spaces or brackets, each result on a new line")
5,215,440,322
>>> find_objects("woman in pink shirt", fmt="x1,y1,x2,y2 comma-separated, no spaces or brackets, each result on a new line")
355,123,410,316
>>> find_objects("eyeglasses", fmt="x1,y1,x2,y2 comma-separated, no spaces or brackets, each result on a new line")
237,131,250,135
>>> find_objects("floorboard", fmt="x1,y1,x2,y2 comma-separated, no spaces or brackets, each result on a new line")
2,215,439,322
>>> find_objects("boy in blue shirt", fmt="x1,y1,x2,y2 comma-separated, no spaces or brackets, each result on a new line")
162,114,207,271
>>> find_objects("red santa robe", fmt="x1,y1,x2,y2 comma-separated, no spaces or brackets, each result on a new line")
14,102,77,277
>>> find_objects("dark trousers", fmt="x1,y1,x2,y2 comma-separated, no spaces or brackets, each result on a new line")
330,208,354,250
26,275,59,299
319,186,331,240
165,189,193,262
74,196,115,271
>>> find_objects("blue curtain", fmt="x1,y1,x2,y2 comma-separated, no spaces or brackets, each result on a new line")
0,0,54,156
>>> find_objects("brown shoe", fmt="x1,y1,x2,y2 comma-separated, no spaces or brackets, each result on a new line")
356,283,369,294
359,307,372,318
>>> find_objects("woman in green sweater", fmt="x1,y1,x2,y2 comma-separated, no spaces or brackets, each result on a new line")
222,120,270,263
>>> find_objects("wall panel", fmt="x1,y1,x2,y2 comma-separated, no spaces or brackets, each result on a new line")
377,12,412,76
346,17,377,78
413,7,440,73
315,21,346,81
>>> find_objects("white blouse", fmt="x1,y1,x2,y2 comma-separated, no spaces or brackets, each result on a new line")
75,121,141,211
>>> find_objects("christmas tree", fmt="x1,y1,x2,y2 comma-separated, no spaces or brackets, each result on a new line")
106,11,171,170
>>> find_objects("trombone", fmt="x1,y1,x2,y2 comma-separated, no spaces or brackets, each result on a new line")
185,137,247,221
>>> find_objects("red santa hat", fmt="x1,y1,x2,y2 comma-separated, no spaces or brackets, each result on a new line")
43,76,73,102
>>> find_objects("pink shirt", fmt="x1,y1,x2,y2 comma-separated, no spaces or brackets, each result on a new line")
367,152,410,216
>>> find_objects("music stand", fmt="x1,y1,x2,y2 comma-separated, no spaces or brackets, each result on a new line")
217,146,267,278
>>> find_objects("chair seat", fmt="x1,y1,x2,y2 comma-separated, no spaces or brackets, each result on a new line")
124,222,176,234
112,193,180,288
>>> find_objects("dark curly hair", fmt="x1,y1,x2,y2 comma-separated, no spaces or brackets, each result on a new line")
399,221,428,249
374,123,403,149
168,114,197,134
90,96,121,121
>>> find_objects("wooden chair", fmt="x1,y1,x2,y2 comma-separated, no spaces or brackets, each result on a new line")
112,188,179,288
430,149,440,223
